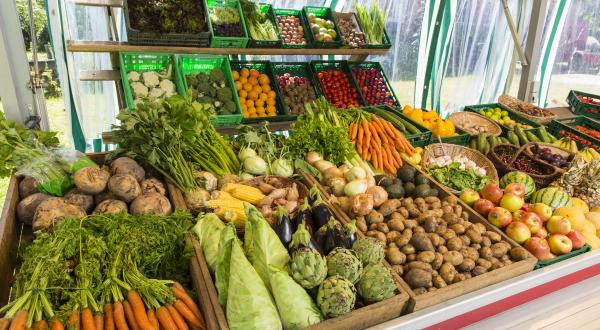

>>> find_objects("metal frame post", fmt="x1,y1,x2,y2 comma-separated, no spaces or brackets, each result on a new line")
517,0,549,102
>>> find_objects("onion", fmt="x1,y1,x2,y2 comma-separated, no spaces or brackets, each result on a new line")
336,196,352,214
366,186,388,207
314,160,334,173
329,177,347,197
366,174,376,188
345,166,367,181
322,167,343,182
344,179,368,197
351,193,373,216
306,151,323,165
338,164,351,177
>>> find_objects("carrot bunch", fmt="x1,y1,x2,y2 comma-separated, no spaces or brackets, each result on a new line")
349,114,415,174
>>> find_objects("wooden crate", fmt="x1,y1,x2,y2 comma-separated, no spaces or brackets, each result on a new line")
298,168,537,312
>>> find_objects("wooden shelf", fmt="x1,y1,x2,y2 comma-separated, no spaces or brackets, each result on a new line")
66,40,389,57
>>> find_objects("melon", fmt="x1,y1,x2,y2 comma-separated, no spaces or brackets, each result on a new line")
530,187,572,210
499,171,536,199
570,197,589,213
585,212,600,230
553,206,587,232
592,206,600,212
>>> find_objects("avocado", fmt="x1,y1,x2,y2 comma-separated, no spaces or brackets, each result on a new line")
377,175,394,188
397,165,416,182
414,174,430,186
386,183,405,198
403,182,416,196
413,184,431,198
427,188,439,197
392,178,402,185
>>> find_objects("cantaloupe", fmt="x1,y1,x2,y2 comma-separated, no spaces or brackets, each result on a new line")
570,197,589,213
553,206,587,232
592,206,600,212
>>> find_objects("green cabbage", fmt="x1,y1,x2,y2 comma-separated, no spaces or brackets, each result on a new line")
226,230,282,330
270,158,294,177
243,155,268,175
215,224,237,307
193,213,225,272
244,203,290,289
269,265,323,329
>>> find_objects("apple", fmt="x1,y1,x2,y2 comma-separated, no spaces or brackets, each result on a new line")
521,203,530,212
473,199,495,217
460,189,480,206
548,234,573,255
500,193,525,212
523,237,550,259
480,183,503,204
566,230,586,250
513,210,527,222
506,221,531,244
533,227,549,239
546,215,572,235
488,207,512,228
520,212,543,234
505,183,526,198
531,203,553,221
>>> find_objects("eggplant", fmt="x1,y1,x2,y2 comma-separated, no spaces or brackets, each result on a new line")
323,217,346,254
289,221,324,255
314,224,328,254
310,187,331,228
275,206,293,247
294,198,315,233
343,219,357,248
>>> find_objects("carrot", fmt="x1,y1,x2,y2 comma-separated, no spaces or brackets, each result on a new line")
9,310,27,330
350,123,358,140
356,125,364,156
112,302,129,330
32,321,47,330
367,122,381,145
386,147,398,170
166,306,188,330
67,310,80,330
155,307,177,330
390,147,403,167
81,308,96,330
371,120,387,144
362,120,371,158
127,291,154,330
93,314,102,330
173,301,203,329
371,148,379,169
147,310,159,330
49,320,64,330
0,319,11,330
103,305,114,330
122,301,139,330
377,149,383,171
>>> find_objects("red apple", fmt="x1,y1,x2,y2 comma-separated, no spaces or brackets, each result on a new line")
546,215,572,235
531,203,552,221
506,221,531,244
520,212,543,234
488,207,512,228
538,252,556,261
533,227,549,239
566,230,586,250
513,210,527,222
548,234,573,255
523,237,550,259
521,203,530,212
505,183,526,198
480,183,503,204
473,199,495,217
459,189,480,206
500,193,525,212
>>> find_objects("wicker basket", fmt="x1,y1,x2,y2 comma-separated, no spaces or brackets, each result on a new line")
505,149,561,189
521,142,574,174
422,143,499,194
448,111,502,137
486,144,519,177
498,95,557,125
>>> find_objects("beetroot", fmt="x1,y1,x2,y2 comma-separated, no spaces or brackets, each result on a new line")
351,67,397,106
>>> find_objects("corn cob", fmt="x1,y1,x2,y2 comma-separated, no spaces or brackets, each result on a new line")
221,183,265,204
210,190,237,200
207,198,245,210
215,207,246,228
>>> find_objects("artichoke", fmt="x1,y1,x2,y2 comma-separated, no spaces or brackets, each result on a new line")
352,237,384,266
326,247,363,284
357,263,396,303
317,275,356,318
289,247,328,289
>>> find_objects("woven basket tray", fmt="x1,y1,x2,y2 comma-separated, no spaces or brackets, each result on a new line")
498,95,557,125
486,144,519,177
422,143,499,194
448,111,502,137
521,142,574,174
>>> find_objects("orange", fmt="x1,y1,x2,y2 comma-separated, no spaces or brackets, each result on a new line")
268,91,276,99
248,90,259,100
240,68,250,77
256,106,265,114
249,112,258,118
255,99,265,107
267,110,276,116
239,76,248,84
240,103,247,111
248,106,256,114
258,74,269,85
234,81,243,91
232,70,240,80
252,85,263,94
239,89,248,99
246,99,254,107
267,98,276,106
243,83,253,92
249,69,260,78
261,84,271,93
248,77,259,86
267,105,276,113
259,93,268,101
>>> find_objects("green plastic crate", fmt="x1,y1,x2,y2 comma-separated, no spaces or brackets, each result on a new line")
246,4,283,48
176,54,243,127
273,8,312,48
349,11,392,49
270,62,320,118
310,60,364,108
302,6,343,48
567,90,600,120
123,0,210,46
348,61,400,107
119,52,179,111
229,60,289,123
464,103,541,135
364,105,431,148
534,244,591,269
205,0,249,48
547,115,600,151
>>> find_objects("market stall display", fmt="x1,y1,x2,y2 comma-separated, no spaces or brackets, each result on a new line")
274,9,310,48
498,95,557,125
333,12,366,48
548,116,600,152
241,1,282,48
349,62,399,107
311,60,362,109
272,62,319,116
567,90,600,119
120,53,178,110
206,0,249,48
303,6,343,48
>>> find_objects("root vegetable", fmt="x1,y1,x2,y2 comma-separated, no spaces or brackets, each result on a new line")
74,166,111,194
337,196,352,214
111,157,145,182
18,176,38,199
351,193,373,216
108,174,142,202
366,210,384,224
366,186,388,207
410,232,434,252
328,177,347,197
404,268,432,288
17,192,51,224
140,178,166,195
417,251,435,263
33,198,86,230
194,171,217,192
94,199,128,214
65,189,95,213
130,192,172,216
510,247,529,261
95,190,115,205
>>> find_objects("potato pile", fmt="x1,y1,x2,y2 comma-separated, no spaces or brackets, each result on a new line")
17,157,172,231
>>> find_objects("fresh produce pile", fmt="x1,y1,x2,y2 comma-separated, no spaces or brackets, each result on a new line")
127,60,176,105
336,16,366,48
553,137,579,152
576,147,600,163
232,67,278,118
555,156,600,208
478,106,533,130
127,0,207,34
499,95,555,119
354,0,388,45
351,67,396,106
185,67,237,115
578,94,600,106
275,73,317,115
276,15,307,46
573,125,600,140
241,1,279,41
402,106,458,138
316,69,360,108
0,211,202,329
426,155,491,192
307,13,338,43
469,126,556,154
556,130,600,151
528,144,572,169
210,6,243,36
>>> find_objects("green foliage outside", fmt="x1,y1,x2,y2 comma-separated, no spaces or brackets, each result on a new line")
16,0,50,51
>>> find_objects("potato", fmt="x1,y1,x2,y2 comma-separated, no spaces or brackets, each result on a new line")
18,176,38,199
437,245,448,254
466,228,483,244
417,251,435,263
404,268,432,288
472,266,487,276
397,207,409,219
379,199,401,216
395,230,412,247
111,157,145,182
410,232,434,252
413,287,428,295
432,252,444,270
452,273,466,284
446,237,463,251
356,216,368,232
428,233,441,247
376,222,389,233
510,247,529,261
64,189,95,213
479,246,493,260
140,178,166,195
408,261,432,272
404,219,418,229
406,205,420,218
406,254,417,262
474,223,486,233
388,219,405,232
401,244,416,255
449,223,466,235
108,174,141,203
366,210,384,224
477,258,492,270
443,229,456,240
459,235,471,247
369,223,378,231
367,230,386,244
439,262,457,284
95,190,115,205
481,236,492,247
427,287,437,292
461,247,479,261
414,226,425,234
33,198,86,230
422,217,437,233
457,258,476,272
389,211,405,222
432,275,447,288
130,193,172,216
391,265,404,276
443,251,464,266
435,223,447,236
386,247,406,265
386,231,401,244
17,193,51,224
93,199,128,214
492,243,509,258
485,231,502,242
74,166,111,195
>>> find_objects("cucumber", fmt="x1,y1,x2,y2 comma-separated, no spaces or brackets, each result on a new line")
469,138,477,149
507,130,520,146
397,117,421,134
372,109,407,134
526,131,541,142
515,127,529,144
477,133,485,152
